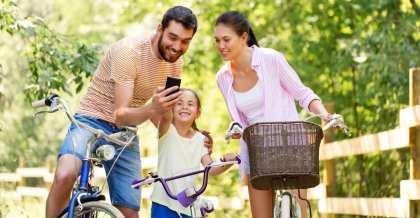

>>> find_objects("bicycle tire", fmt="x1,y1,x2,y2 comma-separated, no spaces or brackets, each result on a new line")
60,201,123,218
280,193,292,218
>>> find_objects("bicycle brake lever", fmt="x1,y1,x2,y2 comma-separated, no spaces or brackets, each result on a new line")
330,114,351,136
33,107,60,116
108,132,124,139
323,114,352,137
225,134,232,144
337,123,351,137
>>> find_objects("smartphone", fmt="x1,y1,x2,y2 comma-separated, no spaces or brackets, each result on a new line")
164,76,181,96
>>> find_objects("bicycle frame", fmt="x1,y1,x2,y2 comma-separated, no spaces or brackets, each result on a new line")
132,157,241,218
66,159,97,216
65,134,106,217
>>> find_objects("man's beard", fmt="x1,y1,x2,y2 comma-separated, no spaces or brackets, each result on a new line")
158,34,182,63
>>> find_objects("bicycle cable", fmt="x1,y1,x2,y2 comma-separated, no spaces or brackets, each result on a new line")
58,105,92,188
100,133,136,192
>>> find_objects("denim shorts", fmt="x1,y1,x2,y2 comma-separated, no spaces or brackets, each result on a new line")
59,113,142,211
151,202,191,218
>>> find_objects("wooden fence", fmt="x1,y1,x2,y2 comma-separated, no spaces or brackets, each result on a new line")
310,67,420,217
0,68,419,217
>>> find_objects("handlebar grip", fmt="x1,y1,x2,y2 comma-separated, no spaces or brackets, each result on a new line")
235,156,241,164
131,179,142,189
32,99,47,108
219,156,241,164
131,178,150,189
322,119,338,131
32,94,59,108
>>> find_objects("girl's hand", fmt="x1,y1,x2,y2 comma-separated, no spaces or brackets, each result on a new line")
222,153,237,161
200,130,213,154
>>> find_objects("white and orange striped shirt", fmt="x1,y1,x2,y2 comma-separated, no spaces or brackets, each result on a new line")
77,33,183,124
216,45,320,178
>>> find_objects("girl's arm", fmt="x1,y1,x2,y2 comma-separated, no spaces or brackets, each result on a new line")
154,110,173,138
201,153,236,176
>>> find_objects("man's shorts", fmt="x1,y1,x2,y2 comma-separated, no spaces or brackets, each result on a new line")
59,113,142,211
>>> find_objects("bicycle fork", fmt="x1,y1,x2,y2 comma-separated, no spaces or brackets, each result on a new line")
189,198,214,218
274,191,302,218
67,160,91,218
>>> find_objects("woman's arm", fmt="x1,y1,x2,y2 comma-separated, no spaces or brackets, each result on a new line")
308,99,330,121
273,52,322,112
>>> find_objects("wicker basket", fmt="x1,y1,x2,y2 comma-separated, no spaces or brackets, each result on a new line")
243,122,324,190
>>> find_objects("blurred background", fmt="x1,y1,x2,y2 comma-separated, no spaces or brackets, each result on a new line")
0,0,418,217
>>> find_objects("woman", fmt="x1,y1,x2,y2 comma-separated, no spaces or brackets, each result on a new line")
213,11,332,218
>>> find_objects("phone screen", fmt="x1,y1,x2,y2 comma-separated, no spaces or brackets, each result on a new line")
165,76,181,96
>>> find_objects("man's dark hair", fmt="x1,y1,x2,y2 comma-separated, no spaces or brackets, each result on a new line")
161,6,198,35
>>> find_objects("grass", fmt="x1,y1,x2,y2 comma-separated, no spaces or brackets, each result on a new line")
0,194,45,218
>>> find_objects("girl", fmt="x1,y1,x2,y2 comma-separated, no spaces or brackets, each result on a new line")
150,88,237,218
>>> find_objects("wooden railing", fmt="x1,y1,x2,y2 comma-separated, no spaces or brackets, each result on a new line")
0,156,157,201
308,67,420,217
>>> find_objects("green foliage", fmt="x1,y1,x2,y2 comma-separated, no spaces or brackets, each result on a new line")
0,0,18,35
0,0,419,216
24,25,102,100
1,0,103,102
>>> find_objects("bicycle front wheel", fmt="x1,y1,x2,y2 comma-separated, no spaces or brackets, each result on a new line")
280,193,292,218
61,201,123,218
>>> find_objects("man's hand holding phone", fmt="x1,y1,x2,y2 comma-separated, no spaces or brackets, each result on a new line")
155,76,182,113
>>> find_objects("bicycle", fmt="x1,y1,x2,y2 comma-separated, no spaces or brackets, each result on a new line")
225,114,351,218
131,157,241,218
32,94,138,218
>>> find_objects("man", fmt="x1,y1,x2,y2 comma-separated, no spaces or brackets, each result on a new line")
46,6,201,218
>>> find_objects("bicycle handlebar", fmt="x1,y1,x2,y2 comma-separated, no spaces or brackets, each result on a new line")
131,156,241,208
225,113,351,143
322,114,351,136
31,94,59,108
32,94,138,147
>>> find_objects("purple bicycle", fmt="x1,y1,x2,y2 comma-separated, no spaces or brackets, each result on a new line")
131,157,241,218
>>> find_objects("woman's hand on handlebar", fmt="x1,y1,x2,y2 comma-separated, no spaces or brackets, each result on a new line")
230,133,242,139
323,113,351,136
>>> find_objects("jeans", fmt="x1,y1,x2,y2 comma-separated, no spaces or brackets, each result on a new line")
58,113,141,210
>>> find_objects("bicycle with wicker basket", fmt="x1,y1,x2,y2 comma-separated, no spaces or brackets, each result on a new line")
225,114,351,218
